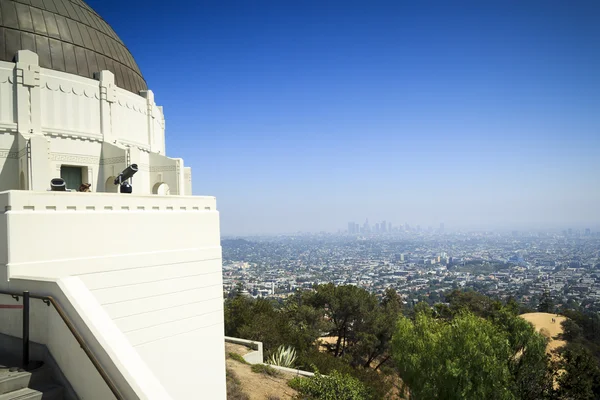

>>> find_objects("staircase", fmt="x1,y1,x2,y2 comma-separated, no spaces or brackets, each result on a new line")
0,361,64,400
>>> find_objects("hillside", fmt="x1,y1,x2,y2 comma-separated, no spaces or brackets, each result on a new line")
520,312,566,357
226,343,299,400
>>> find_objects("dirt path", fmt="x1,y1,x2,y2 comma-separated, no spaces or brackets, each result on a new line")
226,343,298,400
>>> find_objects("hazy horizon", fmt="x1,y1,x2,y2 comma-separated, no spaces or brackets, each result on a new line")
93,0,600,235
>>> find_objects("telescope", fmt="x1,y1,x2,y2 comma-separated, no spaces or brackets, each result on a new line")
114,164,138,194
114,164,138,185
119,181,133,194
50,178,66,191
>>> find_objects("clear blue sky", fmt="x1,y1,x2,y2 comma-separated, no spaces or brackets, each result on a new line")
90,0,600,234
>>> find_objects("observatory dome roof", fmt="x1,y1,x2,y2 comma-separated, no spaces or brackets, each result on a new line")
0,0,146,93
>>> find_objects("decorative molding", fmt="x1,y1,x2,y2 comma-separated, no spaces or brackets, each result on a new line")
15,65,40,87
118,139,151,152
0,149,19,159
99,156,126,165
0,73,12,84
150,165,177,172
49,153,100,165
44,130,103,143
42,82,100,99
0,125,18,133
116,98,147,115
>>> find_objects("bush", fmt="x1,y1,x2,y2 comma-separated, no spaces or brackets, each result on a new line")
251,363,280,377
228,352,249,365
297,350,391,399
289,370,371,400
297,349,354,375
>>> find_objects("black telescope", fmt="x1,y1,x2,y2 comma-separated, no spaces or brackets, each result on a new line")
114,164,138,185
50,178,66,191
119,181,133,194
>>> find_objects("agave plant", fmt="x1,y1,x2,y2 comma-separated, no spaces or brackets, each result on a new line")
268,345,297,368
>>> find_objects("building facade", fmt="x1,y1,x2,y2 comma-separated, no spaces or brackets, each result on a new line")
0,1,225,398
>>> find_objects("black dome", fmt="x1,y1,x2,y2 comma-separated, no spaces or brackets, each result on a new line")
0,0,146,94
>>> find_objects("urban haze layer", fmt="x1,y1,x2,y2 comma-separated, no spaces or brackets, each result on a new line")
222,223,600,311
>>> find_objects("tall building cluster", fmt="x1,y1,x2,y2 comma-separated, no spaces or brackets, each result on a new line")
345,220,446,234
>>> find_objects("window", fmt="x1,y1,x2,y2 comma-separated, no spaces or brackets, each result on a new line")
60,166,83,191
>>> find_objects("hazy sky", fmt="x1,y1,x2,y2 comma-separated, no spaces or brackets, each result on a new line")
91,0,600,234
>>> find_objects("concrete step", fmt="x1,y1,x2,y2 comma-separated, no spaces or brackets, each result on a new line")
0,365,53,396
0,368,30,396
0,385,62,400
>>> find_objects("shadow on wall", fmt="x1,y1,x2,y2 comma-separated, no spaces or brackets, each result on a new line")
152,182,170,195
0,138,20,190
105,177,118,193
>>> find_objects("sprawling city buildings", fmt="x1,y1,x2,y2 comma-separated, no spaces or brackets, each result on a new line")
223,229,600,310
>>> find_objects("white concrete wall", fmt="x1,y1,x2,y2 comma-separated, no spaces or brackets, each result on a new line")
99,142,128,193
40,69,102,138
149,153,182,195
112,90,150,149
225,336,264,364
0,191,227,399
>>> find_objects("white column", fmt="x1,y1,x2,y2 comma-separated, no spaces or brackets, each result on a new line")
157,106,166,154
184,167,192,196
14,50,41,136
140,90,155,153
14,51,50,191
98,71,116,143
174,158,185,196
29,135,51,191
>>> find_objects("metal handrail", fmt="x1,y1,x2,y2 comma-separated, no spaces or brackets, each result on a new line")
0,289,125,400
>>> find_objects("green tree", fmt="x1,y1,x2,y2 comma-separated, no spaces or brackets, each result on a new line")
304,284,379,358
352,287,402,369
445,289,502,318
538,291,554,313
224,292,254,336
555,346,600,400
281,292,328,355
392,312,517,400
555,311,600,399
505,295,520,315
491,308,552,399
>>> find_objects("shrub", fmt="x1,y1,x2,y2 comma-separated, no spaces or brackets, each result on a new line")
268,345,297,368
251,363,280,377
296,349,354,375
297,350,391,399
228,352,249,364
289,370,371,400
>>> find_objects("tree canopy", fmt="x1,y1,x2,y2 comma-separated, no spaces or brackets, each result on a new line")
223,285,596,400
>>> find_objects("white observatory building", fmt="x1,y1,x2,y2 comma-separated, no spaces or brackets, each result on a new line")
0,0,226,399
